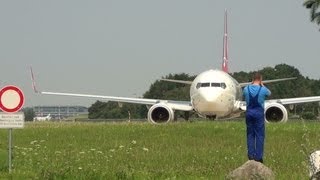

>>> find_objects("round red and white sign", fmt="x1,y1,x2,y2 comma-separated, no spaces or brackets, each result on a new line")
0,85,24,113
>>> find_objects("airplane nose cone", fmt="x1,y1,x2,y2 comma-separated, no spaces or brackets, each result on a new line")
203,93,217,102
200,90,221,103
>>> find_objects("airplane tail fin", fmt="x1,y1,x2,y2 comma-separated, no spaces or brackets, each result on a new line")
222,9,229,73
30,67,40,93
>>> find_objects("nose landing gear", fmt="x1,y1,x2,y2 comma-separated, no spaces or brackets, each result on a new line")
206,115,217,120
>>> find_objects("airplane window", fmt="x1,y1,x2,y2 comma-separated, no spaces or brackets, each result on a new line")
211,82,227,89
211,83,221,87
221,83,226,89
197,82,226,89
201,83,210,87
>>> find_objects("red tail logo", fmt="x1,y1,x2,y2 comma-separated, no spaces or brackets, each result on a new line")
222,10,229,73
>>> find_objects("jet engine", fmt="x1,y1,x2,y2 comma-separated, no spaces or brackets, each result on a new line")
265,103,288,123
147,103,174,124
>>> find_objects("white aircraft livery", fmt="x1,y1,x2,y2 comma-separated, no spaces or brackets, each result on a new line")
34,114,52,121
31,10,320,124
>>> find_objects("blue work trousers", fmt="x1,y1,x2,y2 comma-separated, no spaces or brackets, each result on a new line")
246,108,265,161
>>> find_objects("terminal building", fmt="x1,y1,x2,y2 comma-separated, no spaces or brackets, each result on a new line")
33,106,88,119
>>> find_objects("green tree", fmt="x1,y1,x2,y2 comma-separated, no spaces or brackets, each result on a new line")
232,71,251,83
88,101,146,119
304,0,320,28
23,107,35,121
143,73,194,99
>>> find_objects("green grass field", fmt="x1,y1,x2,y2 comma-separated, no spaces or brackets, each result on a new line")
0,120,319,179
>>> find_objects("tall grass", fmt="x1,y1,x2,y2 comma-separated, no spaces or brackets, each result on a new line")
0,120,318,179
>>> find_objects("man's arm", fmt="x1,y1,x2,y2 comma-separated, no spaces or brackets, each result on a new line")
264,87,271,97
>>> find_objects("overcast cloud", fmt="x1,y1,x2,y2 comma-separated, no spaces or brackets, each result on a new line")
0,0,319,107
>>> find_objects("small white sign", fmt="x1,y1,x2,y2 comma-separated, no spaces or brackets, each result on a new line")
0,112,24,128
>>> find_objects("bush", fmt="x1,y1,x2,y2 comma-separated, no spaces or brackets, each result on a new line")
301,112,317,120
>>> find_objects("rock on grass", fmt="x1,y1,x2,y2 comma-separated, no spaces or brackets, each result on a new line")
226,160,275,180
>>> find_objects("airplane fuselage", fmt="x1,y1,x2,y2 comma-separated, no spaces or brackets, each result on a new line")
33,114,52,121
190,69,242,118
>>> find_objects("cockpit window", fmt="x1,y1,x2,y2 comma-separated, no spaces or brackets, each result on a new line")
196,83,201,89
221,83,226,89
211,83,221,87
197,82,210,89
200,83,210,87
196,82,227,89
211,83,227,89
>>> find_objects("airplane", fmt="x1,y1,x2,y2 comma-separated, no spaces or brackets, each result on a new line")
30,10,320,124
33,114,52,121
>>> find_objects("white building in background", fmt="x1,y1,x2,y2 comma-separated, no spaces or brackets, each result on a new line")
33,106,88,120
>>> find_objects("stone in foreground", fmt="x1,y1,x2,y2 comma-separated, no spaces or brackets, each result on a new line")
226,160,275,180
310,151,320,180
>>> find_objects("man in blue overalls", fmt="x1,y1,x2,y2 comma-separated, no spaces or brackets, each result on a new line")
243,72,271,163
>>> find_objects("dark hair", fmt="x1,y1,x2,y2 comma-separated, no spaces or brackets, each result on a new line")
252,72,262,81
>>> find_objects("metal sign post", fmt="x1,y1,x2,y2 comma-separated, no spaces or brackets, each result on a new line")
0,113,24,173
8,128,12,173
0,85,25,173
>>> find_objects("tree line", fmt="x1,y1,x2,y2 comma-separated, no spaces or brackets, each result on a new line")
88,64,320,120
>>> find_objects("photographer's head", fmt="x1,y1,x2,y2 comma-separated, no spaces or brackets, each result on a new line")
252,72,263,85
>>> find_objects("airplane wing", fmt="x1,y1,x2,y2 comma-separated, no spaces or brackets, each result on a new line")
37,91,193,111
31,68,193,111
239,77,296,87
266,96,320,105
238,96,320,111
160,79,193,85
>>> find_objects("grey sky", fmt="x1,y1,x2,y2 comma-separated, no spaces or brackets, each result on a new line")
0,0,319,107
